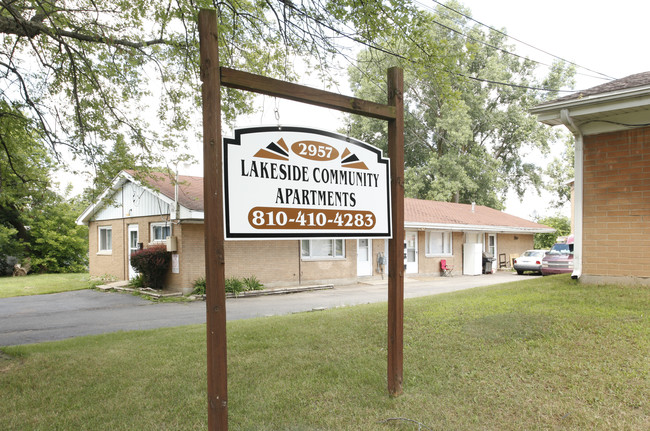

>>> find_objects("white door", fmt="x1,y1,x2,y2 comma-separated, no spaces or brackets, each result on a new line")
405,231,418,274
128,224,139,279
357,239,373,276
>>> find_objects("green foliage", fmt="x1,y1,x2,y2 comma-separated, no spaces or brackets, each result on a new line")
346,2,575,208
191,276,263,295
544,134,575,208
28,196,89,273
0,104,88,273
243,275,263,291
534,215,571,249
225,277,245,295
129,274,145,289
191,277,206,295
129,245,171,290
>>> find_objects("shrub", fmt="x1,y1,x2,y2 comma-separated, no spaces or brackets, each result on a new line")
129,245,170,290
243,275,264,291
225,277,245,295
192,275,264,295
129,274,145,289
192,277,206,295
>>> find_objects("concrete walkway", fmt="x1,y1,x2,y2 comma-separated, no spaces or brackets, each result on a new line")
0,272,523,346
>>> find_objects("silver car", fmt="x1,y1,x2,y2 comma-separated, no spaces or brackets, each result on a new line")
514,250,548,275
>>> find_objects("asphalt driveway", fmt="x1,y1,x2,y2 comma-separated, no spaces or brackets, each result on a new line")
0,272,521,346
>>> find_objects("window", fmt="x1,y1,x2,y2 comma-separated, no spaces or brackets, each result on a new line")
301,239,345,259
487,234,496,256
425,231,452,256
98,226,112,253
151,222,171,243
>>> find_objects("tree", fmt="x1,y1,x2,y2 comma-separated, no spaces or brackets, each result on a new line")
0,101,88,273
0,101,52,253
534,215,571,249
346,1,575,208
28,187,89,273
544,133,575,209
1,0,419,181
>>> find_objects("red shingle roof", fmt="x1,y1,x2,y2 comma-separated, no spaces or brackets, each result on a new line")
123,171,550,231
404,198,550,231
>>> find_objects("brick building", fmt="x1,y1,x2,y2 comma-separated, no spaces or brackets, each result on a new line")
77,170,553,292
531,71,650,285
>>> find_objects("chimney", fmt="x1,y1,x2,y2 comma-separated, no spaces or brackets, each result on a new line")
471,202,476,213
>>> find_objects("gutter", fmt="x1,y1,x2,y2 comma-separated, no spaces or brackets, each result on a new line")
560,109,583,279
403,222,555,235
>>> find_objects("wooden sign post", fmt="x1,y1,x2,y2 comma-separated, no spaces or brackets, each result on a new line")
198,9,404,430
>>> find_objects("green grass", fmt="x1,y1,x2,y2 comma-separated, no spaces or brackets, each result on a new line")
1,275,648,430
0,273,99,298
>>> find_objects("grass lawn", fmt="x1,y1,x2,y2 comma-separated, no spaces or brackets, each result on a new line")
0,273,99,298
1,275,648,430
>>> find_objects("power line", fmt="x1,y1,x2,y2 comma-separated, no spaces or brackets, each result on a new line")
428,0,617,81
281,1,577,94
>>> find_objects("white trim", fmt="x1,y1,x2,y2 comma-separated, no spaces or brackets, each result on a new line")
76,171,190,225
150,222,172,243
405,221,554,234
560,109,583,279
300,239,346,260
98,226,112,253
424,230,453,257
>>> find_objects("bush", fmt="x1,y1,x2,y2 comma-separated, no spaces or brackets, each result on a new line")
129,274,145,289
243,275,264,291
129,245,170,290
191,276,264,295
225,277,245,295
192,277,206,295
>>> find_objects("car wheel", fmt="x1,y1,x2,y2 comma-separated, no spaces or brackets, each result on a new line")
516,269,523,275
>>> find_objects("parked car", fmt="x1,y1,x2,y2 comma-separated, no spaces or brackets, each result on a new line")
514,250,548,275
541,235,574,275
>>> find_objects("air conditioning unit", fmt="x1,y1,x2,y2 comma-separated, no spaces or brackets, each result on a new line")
166,236,177,252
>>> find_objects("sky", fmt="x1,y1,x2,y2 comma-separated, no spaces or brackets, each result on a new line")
455,0,650,219
64,1,650,221
210,0,650,220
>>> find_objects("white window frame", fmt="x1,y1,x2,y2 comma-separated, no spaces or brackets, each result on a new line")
150,222,172,243
487,233,497,256
425,230,453,257
98,226,112,254
301,239,345,260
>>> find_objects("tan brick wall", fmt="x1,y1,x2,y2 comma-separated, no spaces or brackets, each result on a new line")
225,240,301,287
583,126,650,279
497,234,534,268
88,220,126,280
416,231,462,276
299,239,357,285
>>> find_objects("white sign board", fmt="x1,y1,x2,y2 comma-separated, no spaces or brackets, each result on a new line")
223,126,391,239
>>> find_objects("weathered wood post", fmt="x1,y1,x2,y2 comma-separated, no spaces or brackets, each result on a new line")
387,67,405,396
198,9,228,430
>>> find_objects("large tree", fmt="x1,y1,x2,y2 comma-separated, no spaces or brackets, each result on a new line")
1,0,417,180
346,1,575,208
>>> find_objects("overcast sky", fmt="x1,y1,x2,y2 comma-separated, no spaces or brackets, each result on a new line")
69,1,650,221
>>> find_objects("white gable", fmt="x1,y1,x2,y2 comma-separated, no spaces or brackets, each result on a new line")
88,181,172,222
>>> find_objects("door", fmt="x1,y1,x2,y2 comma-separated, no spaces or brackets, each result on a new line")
487,234,496,256
405,231,418,274
357,239,373,276
128,224,139,279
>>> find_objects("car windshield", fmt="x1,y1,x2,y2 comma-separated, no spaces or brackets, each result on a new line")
522,251,543,257
548,244,573,255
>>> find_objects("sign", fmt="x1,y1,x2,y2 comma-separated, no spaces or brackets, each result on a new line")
223,126,391,239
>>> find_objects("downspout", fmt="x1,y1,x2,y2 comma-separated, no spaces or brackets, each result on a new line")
560,109,583,279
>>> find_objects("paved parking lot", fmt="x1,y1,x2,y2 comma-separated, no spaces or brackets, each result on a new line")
0,272,521,346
